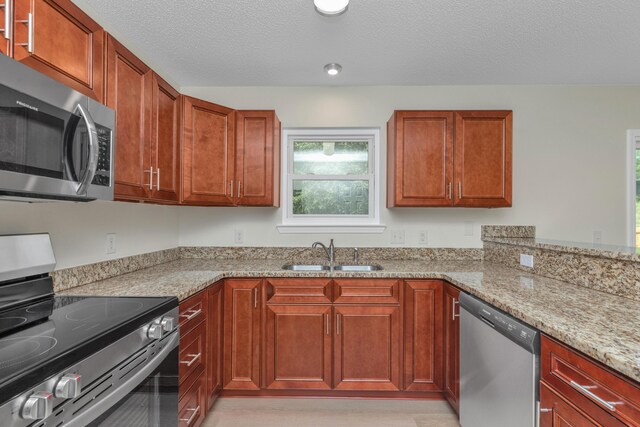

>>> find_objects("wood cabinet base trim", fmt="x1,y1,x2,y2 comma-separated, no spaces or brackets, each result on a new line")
221,389,446,400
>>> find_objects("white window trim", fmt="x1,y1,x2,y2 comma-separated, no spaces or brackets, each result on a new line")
277,127,385,234
627,130,640,247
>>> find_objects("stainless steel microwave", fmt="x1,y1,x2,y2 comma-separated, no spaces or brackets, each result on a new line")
0,54,115,202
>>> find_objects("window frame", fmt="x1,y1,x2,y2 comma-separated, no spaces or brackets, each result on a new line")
277,127,385,234
627,130,640,247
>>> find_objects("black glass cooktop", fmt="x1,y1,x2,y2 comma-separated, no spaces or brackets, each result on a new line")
0,294,177,405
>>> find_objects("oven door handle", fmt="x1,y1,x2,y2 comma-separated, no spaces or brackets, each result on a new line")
73,103,99,195
63,331,179,427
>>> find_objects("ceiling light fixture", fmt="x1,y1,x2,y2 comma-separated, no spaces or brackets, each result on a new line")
314,0,349,16
324,63,343,76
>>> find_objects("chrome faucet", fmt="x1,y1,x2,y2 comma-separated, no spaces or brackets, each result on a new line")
312,239,335,263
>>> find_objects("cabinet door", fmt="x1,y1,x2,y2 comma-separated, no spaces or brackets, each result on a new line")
0,0,10,56
387,111,454,207
105,35,152,201
540,382,617,427
150,73,180,203
235,110,280,207
206,282,223,408
181,96,235,205
223,279,261,390
454,110,512,207
333,305,401,391
443,283,460,411
265,305,332,390
13,0,104,101
404,280,443,392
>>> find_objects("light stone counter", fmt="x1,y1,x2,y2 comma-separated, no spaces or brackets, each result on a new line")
58,258,640,384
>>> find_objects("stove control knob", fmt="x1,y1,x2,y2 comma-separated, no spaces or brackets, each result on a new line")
147,323,164,339
161,316,175,333
21,391,53,420
55,373,82,399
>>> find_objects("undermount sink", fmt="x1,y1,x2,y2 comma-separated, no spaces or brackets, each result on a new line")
333,264,383,271
281,264,383,272
282,264,330,271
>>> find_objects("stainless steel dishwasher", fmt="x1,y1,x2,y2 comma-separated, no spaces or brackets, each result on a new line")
459,293,540,427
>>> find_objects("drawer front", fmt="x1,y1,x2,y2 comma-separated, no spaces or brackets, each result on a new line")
265,278,332,304
179,321,206,388
178,373,206,427
541,335,640,426
179,291,207,334
333,279,400,304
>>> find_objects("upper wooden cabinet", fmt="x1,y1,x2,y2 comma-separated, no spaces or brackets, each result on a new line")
105,35,152,201
181,96,235,206
235,110,281,207
387,110,512,208
11,0,104,101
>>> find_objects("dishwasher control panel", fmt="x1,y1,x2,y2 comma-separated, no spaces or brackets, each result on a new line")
460,292,540,353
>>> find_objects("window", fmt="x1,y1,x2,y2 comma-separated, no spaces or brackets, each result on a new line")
628,130,640,247
277,128,384,233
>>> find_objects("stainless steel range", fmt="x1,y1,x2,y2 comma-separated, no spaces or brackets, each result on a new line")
0,234,179,426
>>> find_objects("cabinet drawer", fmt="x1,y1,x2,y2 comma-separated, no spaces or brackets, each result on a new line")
179,291,207,334
333,279,400,304
265,278,332,304
179,321,206,388
541,335,640,426
178,373,206,427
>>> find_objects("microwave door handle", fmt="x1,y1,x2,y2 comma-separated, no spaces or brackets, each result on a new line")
73,103,99,195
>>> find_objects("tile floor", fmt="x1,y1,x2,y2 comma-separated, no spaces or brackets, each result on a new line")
202,398,461,427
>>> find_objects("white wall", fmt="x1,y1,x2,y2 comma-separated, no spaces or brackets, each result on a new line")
0,201,179,269
178,85,640,248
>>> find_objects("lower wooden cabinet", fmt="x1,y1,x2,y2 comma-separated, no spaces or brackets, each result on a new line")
443,282,460,412
404,280,443,392
223,279,261,390
334,304,402,391
539,382,618,427
206,282,223,407
264,304,332,390
178,373,207,427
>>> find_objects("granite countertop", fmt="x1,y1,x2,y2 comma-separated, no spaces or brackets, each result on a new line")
58,258,640,384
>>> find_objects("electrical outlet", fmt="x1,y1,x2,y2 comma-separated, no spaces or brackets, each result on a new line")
390,230,405,245
106,233,116,255
464,221,474,236
234,229,244,244
418,231,428,245
519,254,534,268
593,230,602,244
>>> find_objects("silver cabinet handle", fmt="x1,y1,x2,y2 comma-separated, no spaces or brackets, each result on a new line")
179,353,201,367
179,308,202,321
325,313,329,336
336,313,341,335
448,182,452,199
179,406,200,425
237,180,241,198
253,288,258,308
569,381,622,411
0,1,10,39
458,182,462,198
144,167,154,190
156,168,160,190
16,12,32,52
230,180,233,197
452,299,460,321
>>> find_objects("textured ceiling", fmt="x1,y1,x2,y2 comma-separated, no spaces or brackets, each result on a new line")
72,0,640,86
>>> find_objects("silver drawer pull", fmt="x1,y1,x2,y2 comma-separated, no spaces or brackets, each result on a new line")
452,299,460,321
569,380,622,411
179,308,202,321
179,406,200,425
179,353,201,367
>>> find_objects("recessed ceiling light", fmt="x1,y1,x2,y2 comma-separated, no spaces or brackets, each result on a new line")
324,63,343,76
314,0,349,16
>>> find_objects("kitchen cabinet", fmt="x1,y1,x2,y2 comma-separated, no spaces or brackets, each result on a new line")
149,72,181,203
178,290,207,399
178,373,206,427
223,278,261,390
235,110,281,207
404,280,443,392
387,110,512,208
181,96,235,205
443,282,460,412
206,282,223,408
454,111,512,207
105,35,152,201
540,335,640,427
263,278,333,390
11,0,104,101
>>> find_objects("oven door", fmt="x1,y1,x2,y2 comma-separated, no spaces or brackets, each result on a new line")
0,83,99,200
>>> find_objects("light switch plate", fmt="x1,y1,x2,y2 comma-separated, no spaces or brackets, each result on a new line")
390,230,405,245
234,229,244,244
520,254,534,268
418,231,428,245
106,233,116,255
